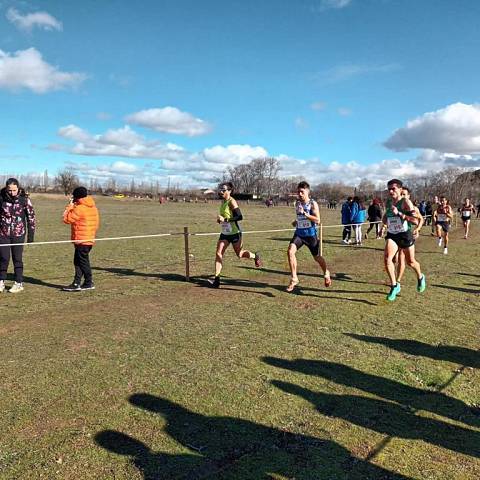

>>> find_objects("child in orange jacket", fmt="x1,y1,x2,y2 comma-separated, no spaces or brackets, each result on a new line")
62,187,100,291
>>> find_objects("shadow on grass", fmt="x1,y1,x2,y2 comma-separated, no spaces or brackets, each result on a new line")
456,272,480,279
95,393,414,479
263,357,480,428
271,380,480,459
431,283,480,294
345,334,480,368
21,275,66,289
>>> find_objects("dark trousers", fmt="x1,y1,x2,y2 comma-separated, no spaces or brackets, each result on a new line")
0,236,25,283
74,245,93,285
367,222,381,236
342,226,351,241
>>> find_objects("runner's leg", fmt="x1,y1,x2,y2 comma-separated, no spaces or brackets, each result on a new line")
215,240,229,277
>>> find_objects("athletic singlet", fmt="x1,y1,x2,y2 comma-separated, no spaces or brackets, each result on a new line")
436,205,450,223
461,205,474,218
385,198,411,234
295,199,317,237
219,199,240,235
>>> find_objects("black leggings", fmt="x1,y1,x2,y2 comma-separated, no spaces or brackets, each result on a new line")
74,245,93,285
0,236,25,283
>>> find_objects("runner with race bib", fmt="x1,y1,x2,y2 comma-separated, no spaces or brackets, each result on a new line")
459,198,476,239
286,181,331,292
433,196,453,254
382,179,426,302
209,182,262,288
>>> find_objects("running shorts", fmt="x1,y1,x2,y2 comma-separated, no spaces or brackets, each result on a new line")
386,230,414,249
436,221,450,233
290,235,320,256
461,216,471,223
219,232,242,244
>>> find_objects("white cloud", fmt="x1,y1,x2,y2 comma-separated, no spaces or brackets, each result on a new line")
125,107,212,137
315,62,400,85
384,102,480,155
202,144,268,165
338,107,352,117
311,101,327,111
319,0,352,10
0,48,86,93
53,125,186,161
295,117,309,129
6,8,62,32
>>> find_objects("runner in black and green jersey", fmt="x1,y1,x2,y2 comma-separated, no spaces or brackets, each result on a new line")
209,182,261,288
382,179,426,302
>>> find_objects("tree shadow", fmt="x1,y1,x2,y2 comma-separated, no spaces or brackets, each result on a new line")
432,283,480,294
345,334,480,368
263,357,479,428
456,272,480,279
272,381,480,459
95,393,414,479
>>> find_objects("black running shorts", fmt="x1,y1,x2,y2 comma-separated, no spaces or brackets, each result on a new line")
290,235,320,256
386,231,414,249
219,232,242,244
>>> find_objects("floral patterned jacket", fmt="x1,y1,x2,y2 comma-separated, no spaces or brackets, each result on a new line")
0,188,36,240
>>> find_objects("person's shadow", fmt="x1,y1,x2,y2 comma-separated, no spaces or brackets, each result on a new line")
271,381,480,459
95,393,414,479
345,334,480,368
263,357,480,428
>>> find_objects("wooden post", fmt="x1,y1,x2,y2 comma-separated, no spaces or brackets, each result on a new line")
319,223,323,257
184,226,190,281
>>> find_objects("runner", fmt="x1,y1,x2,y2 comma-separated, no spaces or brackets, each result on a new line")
396,187,424,284
430,195,439,235
433,196,453,254
286,181,331,292
209,182,261,288
459,198,476,239
383,179,426,302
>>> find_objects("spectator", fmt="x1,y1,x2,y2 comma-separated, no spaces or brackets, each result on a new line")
351,196,367,246
341,197,353,244
62,187,100,292
365,198,383,239
0,178,36,293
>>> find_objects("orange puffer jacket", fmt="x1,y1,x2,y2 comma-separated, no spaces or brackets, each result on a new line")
63,196,100,245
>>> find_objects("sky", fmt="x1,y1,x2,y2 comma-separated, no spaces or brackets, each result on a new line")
1,0,480,189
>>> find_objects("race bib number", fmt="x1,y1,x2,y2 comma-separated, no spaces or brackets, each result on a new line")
437,214,447,222
387,216,408,234
463,210,471,218
296,217,312,229
221,222,233,234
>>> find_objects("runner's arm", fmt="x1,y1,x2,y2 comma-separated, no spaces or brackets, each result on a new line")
400,199,419,225
228,199,243,222
307,201,320,224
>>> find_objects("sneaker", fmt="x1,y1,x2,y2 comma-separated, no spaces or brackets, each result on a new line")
9,282,24,293
208,276,220,288
254,252,263,268
81,283,95,291
62,283,81,292
386,283,401,302
437,238,442,247
342,239,349,244
443,247,448,255
417,275,426,293
0,280,5,293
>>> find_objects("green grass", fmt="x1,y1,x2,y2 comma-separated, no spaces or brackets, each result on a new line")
0,195,479,479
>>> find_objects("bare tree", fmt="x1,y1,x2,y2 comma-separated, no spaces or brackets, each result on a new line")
55,169,79,195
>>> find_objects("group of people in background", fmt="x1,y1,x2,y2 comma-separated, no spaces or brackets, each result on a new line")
0,178,99,294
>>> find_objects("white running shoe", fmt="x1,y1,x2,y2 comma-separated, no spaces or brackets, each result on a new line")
437,238,442,247
0,280,5,293
443,247,448,255
9,282,24,293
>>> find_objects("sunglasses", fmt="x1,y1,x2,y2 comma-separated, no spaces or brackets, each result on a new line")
218,189,229,193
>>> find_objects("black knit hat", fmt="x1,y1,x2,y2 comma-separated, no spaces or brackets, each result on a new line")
72,186,88,199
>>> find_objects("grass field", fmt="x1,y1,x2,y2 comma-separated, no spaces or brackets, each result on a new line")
0,194,479,479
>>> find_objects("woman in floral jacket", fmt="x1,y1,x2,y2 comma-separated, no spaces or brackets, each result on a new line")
0,178,36,293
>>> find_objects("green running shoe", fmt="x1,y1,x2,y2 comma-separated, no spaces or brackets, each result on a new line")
417,274,426,293
386,284,401,302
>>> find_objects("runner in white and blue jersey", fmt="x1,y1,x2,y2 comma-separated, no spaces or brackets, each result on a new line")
286,181,332,292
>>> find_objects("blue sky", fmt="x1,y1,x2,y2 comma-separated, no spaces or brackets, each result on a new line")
1,0,480,188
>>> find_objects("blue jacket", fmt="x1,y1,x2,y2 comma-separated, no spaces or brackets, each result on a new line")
341,201,352,224
351,202,366,224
